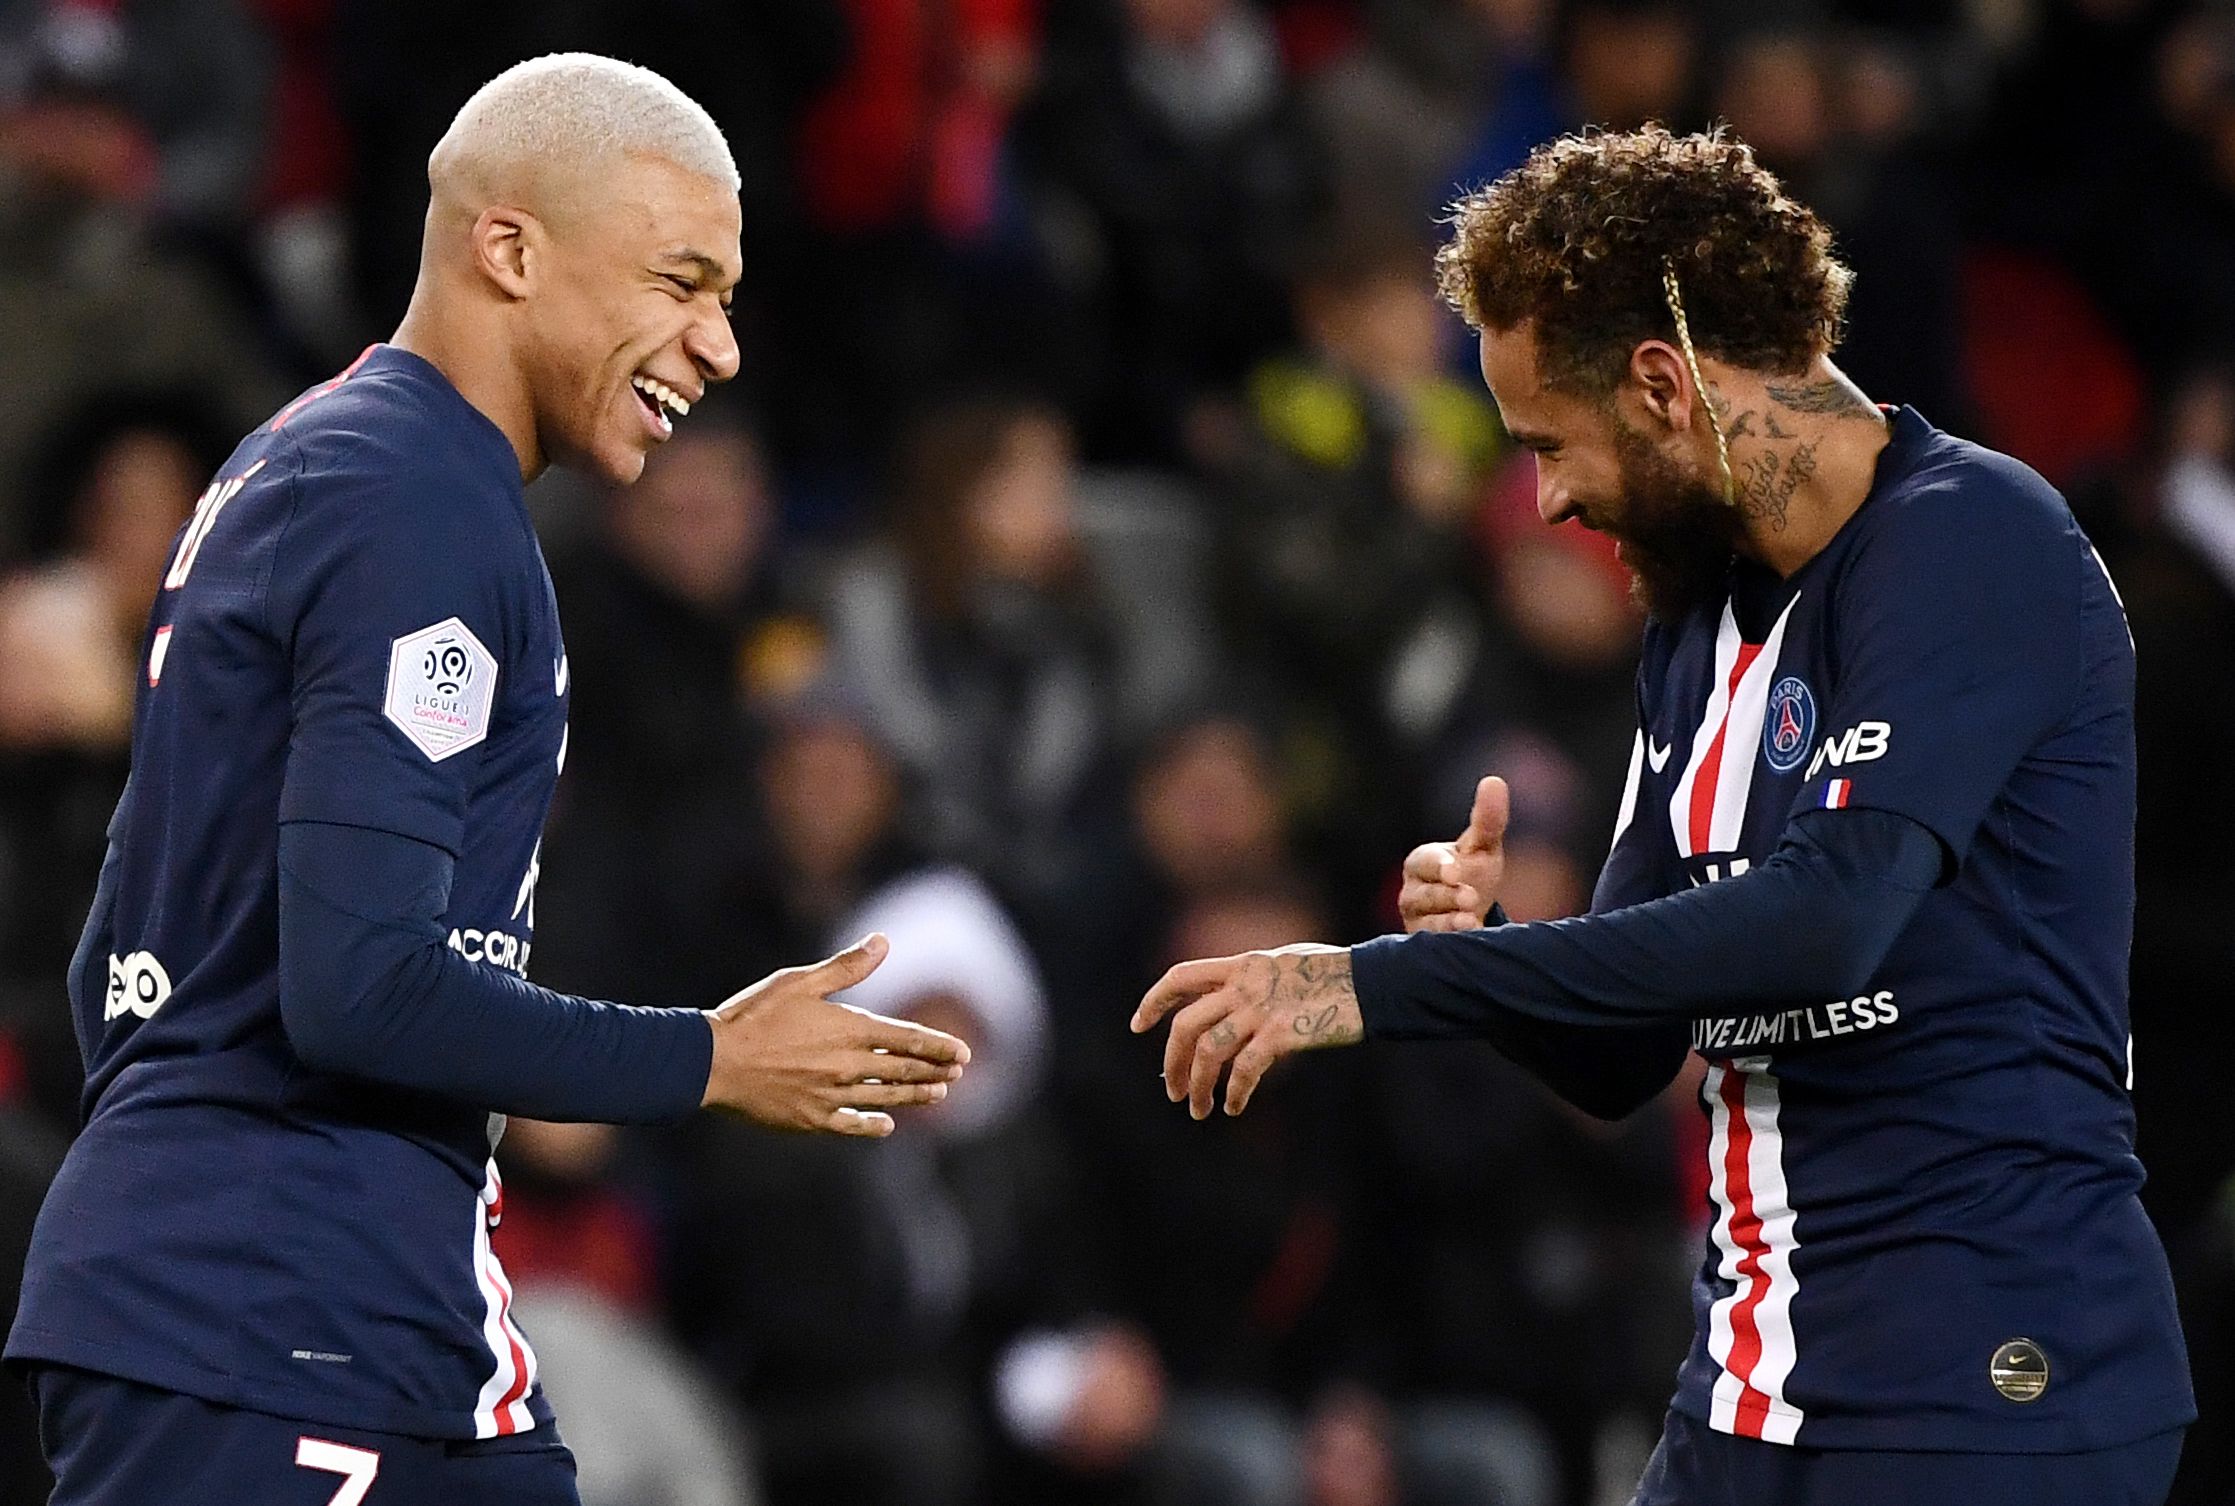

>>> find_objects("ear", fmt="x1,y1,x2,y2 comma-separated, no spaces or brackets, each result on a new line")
468,206,540,300
1625,340,1696,431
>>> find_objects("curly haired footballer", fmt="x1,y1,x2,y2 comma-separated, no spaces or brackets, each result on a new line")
1137,118,2190,1506
1435,125,1853,395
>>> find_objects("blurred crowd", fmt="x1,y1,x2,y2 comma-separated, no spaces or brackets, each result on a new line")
3,0,2235,1503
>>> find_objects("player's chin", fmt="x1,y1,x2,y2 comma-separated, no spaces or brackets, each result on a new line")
602,447,652,486
585,427,654,486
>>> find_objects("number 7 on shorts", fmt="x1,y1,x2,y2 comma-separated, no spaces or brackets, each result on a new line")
297,1437,382,1505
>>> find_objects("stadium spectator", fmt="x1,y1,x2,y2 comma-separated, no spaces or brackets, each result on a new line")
1303,0,1562,233
1097,880,1566,1506
1017,0,1325,460
824,397,1133,916
1712,31,1970,424
1038,706,1295,1061
0,36,286,514
0,0,273,230
661,687,1144,1506
2099,368,2235,1242
1444,0,1701,204
0,392,231,1131
1212,228,1506,918
1347,1022,1691,1501
1415,454,1642,891
533,401,816,1012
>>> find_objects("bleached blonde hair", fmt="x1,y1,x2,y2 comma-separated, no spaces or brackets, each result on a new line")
430,52,739,193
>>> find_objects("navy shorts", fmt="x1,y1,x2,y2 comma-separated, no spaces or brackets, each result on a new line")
28,1365,580,1506
1631,1408,2185,1506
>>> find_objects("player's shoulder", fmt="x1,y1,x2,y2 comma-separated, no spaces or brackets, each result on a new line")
1843,407,2082,583
257,350,533,622
263,346,522,535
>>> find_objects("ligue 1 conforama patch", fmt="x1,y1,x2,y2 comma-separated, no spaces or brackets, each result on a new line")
1762,676,1816,772
384,618,498,762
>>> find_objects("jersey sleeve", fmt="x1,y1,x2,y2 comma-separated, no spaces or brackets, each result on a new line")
1794,484,2083,871
1390,663,1691,1122
1352,806,1942,1034
278,821,713,1122
268,441,513,855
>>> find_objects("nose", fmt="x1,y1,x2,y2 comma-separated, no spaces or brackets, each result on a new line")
1535,460,1572,526
687,301,741,386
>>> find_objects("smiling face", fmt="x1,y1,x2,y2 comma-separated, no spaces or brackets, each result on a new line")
517,153,742,485
1479,321,1742,620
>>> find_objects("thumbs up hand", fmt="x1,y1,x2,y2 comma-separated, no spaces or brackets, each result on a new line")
1397,776,1508,934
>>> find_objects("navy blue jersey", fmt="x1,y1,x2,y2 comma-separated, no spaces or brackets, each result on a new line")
1598,407,2191,1450
7,347,568,1439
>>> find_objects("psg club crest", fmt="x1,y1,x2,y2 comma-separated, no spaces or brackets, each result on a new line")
1763,676,1816,772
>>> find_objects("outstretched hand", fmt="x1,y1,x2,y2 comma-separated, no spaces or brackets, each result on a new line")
703,934,971,1136
1130,944,1362,1119
1397,775,1507,933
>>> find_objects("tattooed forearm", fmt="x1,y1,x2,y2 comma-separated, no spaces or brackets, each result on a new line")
1765,379,1872,416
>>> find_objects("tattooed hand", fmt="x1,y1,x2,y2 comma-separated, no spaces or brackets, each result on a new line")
1130,944,1363,1119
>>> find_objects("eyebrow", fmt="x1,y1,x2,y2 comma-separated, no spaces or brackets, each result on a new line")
1507,428,1562,450
656,249,739,302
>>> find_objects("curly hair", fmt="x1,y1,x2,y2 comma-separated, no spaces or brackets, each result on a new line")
1435,126,1852,394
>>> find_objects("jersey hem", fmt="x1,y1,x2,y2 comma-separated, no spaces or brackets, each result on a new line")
4,1327,548,1442
1665,1389,2198,1454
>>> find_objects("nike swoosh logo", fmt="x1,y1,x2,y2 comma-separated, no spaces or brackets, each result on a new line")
1647,738,1673,773
554,654,569,697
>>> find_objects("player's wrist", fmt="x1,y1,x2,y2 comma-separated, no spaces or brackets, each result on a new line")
696,1008,730,1109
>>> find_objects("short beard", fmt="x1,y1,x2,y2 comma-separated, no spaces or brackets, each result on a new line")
1604,420,1747,621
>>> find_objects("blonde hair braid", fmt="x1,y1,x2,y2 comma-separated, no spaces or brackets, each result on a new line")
1662,260,1736,507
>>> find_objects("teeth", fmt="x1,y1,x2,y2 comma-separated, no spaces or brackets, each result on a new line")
631,375,690,421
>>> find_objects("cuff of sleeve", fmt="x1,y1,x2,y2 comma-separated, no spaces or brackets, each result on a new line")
1351,933,1415,1041
651,1007,716,1121
1353,905,1509,1041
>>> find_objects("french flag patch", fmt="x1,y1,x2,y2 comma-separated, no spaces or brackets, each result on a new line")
1822,778,1852,809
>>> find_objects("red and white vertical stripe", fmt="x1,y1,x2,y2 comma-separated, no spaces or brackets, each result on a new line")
147,625,173,687
1820,779,1852,810
1609,729,1646,852
471,1161,539,1438
1703,1062,1805,1445
1669,598,1800,859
